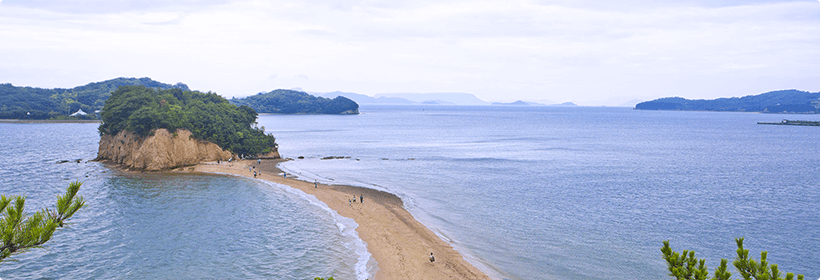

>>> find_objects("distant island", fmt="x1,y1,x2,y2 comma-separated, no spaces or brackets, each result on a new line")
230,89,359,114
1,77,361,119
96,85,278,170
0,77,188,120
635,89,820,114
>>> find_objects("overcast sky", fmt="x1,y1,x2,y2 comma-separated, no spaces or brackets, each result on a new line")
1,0,819,105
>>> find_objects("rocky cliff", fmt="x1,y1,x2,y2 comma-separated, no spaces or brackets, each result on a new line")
97,129,233,171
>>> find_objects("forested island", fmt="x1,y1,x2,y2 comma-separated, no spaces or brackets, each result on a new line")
0,77,188,119
230,89,359,114
2,78,360,119
99,85,277,157
635,89,820,113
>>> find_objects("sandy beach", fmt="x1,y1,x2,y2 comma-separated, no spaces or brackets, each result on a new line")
180,159,491,280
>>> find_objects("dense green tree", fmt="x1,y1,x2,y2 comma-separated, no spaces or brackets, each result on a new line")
0,77,188,119
230,89,359,114
661,238,804,280
99,85,277,156
0,181,85,262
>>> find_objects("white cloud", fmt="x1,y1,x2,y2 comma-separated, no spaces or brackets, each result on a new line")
0,0,818,104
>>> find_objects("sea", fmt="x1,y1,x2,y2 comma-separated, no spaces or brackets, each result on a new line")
2,105,820,279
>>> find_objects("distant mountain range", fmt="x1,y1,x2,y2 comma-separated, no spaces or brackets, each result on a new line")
318,91,586,106
635,90,820,114
318,91,488,105
491,100,578,106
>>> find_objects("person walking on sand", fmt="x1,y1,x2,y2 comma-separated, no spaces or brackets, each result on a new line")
348,199,351,206
360,194,363,204
429,252,435,262
257,158,261,164
314,181,318,188
253,171,257,178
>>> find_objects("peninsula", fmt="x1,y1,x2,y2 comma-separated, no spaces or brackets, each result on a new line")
95,85,278,170
635,89,820,113
93,84,487,278
183,159,492,280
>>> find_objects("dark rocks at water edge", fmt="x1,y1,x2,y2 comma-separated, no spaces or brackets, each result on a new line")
56,159,84,164
635,89,820,113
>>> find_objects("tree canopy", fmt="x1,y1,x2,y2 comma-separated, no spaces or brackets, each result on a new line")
99,85,277,156
0,77,188,119
661,238,804,280
0,181,85,262
230,89,359,115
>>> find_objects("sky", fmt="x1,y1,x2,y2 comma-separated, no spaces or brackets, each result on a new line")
1,0,819,105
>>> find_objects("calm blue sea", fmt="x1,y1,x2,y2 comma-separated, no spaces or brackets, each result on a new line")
2,106,819,280
0,124,367,279
262,105,820,280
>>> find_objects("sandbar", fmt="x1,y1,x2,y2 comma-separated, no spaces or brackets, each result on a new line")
180,159,492,280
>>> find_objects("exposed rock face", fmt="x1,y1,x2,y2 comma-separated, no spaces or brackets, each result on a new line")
258,150,281,159
97,129,233,171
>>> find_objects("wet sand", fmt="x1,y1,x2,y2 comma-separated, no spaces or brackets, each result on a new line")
180,159,491,280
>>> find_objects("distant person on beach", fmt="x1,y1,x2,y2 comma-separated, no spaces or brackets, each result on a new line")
258,159,261,164
429,252,435,262
348,199,351,206
253,171,257,178
249,166,252,172
315,181,318,188
360,194,363,203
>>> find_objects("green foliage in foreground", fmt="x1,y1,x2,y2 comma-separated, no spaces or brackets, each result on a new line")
230,89,359,114
0,77,188,119
313,277,335,280
99,85,277,156
0,181,85,262
661,238,804,280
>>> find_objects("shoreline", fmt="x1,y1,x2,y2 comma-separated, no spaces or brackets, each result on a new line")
0,119,101,123
179,159,492,280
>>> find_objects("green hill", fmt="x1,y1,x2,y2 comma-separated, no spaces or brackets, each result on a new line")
0,77,188,119
99,85,277,156
230,89,359,115
635,90,820,113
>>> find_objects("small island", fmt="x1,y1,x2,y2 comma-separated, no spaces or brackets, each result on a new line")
96,85,278,170
230,89,359,115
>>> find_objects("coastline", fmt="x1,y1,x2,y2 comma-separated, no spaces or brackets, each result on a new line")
0,119,101,123
179,159,491,280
